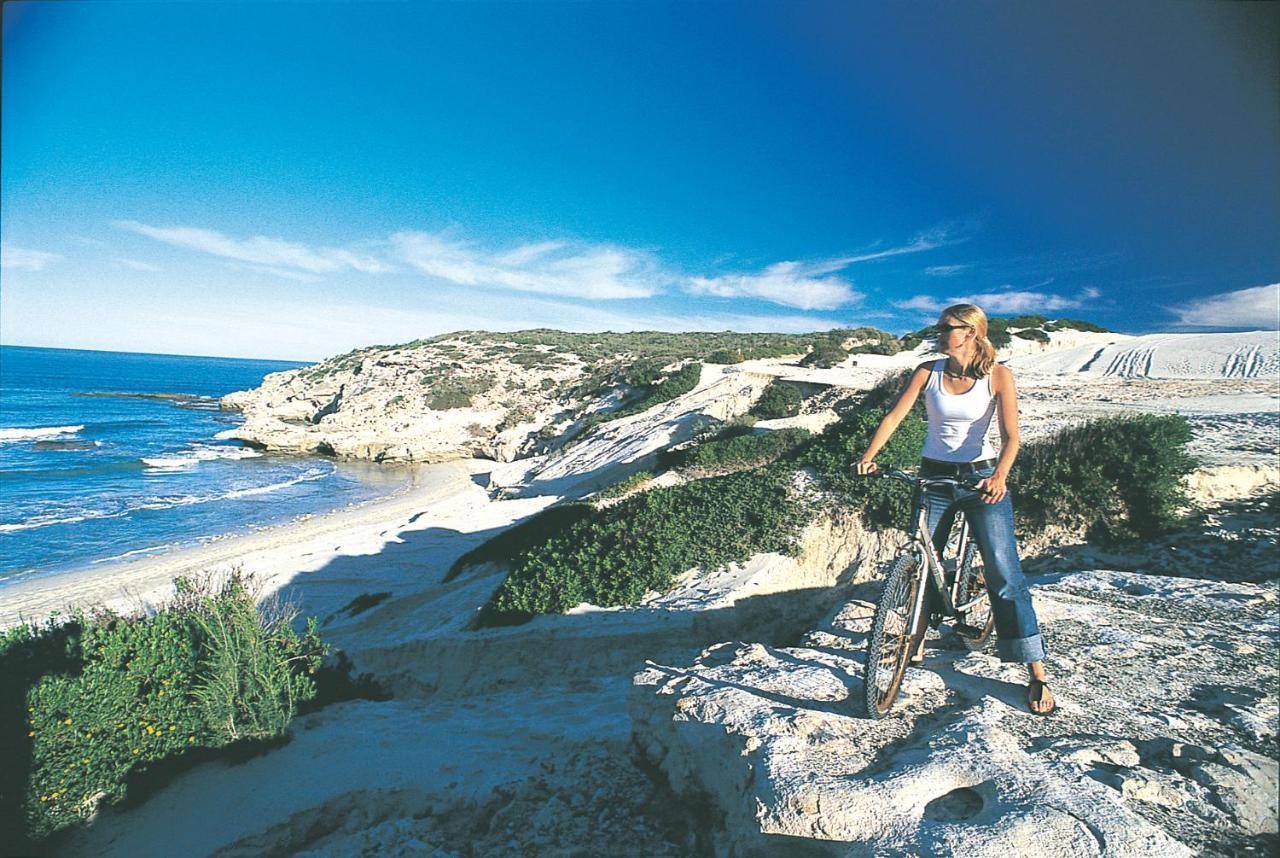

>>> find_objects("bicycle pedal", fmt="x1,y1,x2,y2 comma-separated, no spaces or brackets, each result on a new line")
952,622,984,639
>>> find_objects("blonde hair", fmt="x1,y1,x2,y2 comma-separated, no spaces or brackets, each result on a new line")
939,303,997,378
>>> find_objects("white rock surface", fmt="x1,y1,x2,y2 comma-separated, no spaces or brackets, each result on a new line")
632,571,1279,856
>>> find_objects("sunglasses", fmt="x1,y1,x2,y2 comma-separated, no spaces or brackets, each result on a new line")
934,323,971,333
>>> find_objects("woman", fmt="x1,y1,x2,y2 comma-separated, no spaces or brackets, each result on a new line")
855,303,1054,715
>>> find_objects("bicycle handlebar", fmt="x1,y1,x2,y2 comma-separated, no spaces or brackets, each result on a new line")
855,468,982,488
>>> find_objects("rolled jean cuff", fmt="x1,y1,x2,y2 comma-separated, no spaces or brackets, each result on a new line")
996,633,1046,664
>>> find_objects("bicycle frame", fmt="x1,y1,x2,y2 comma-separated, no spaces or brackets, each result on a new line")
883,470,984,628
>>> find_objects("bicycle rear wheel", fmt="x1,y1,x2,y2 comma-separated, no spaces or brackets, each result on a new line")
864,553,926,719
955,542,995,650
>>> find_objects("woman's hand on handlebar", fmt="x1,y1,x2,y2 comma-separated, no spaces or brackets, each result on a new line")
974,471,1008,504
855,459,879,476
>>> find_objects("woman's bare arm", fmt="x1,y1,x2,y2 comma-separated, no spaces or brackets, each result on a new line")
991,363,1020,477
973,363,1020,502
856,364,932,473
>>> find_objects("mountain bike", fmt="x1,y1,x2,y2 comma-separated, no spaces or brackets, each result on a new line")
861,468,995,718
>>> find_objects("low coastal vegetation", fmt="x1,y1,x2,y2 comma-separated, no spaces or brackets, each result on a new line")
1015,413,1197,543
658,427,811,475
469,396,1196,626
750,380,806,419
606,362,704,421
480,468,810,622
0,574,329,846
595,470,655,500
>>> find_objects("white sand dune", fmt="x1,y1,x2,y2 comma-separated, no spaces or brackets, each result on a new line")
1007,330,1279,379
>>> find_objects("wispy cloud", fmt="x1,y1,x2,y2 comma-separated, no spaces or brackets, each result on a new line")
823,225,965,269
1167,283,1279,329
1,244,63,271
893,295,949,313
925,264,968,277
687,226,964,310
687,260,860,310
108,218,973,312
893,286,1099,316
115,221,393,275
391,230,663,300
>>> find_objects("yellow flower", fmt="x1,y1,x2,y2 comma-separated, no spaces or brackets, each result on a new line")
169,725,176,731
63,718,72,726
187,736,195,743
28,731,34,737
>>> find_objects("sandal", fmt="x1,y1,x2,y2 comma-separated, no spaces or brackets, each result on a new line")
1028,678,1056,716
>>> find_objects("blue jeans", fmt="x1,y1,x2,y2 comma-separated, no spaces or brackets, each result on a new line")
912,463,1046,664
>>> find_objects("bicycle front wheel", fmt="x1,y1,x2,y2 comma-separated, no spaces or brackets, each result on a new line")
864,553,925,719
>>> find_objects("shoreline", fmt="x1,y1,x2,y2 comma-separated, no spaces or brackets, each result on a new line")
0,458,500,630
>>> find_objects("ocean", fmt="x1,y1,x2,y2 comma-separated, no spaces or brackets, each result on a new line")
0,345,422,585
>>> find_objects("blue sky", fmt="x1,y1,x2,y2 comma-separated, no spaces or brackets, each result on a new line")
2,1,1277,360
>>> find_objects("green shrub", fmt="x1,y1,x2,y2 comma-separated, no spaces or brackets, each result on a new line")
0,574,325,844
1045,318,1109,333
799,343,849,368
800,406,928,528
752,380,805,418
1002,314,1049,329
848,340,898,356
1013,328,1050,343
984,319,1013,349
425,374,494,410
597,470,655,500
843,327,901,356
444,504,595,582
480,468,809,621
707,348,746,364
659,428,811,474
620,357,668,388
606,363,703,421
1013,414,1197,544
898,326,937,351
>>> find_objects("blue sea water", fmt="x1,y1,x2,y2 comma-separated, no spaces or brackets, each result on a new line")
0,346,418,585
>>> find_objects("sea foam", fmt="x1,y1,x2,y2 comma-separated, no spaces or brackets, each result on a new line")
0,425,86,442
141,444,263,469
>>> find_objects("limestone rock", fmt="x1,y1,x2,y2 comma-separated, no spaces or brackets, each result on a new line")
632,570,1280,855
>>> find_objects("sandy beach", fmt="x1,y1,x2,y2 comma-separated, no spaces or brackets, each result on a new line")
0,457,519,630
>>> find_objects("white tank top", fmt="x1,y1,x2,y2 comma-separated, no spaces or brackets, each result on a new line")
922,359,998,462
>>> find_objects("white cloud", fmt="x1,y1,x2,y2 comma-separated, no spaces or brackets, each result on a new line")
957,290,1087,314
691,226,966,310
1,244,63,271
114,221,393,275
892,295,947,313
1168,283,1279,329
391,231,662,300
893,286,1100,316
925,265,968,277
688,260,860,310
823,227,961,269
